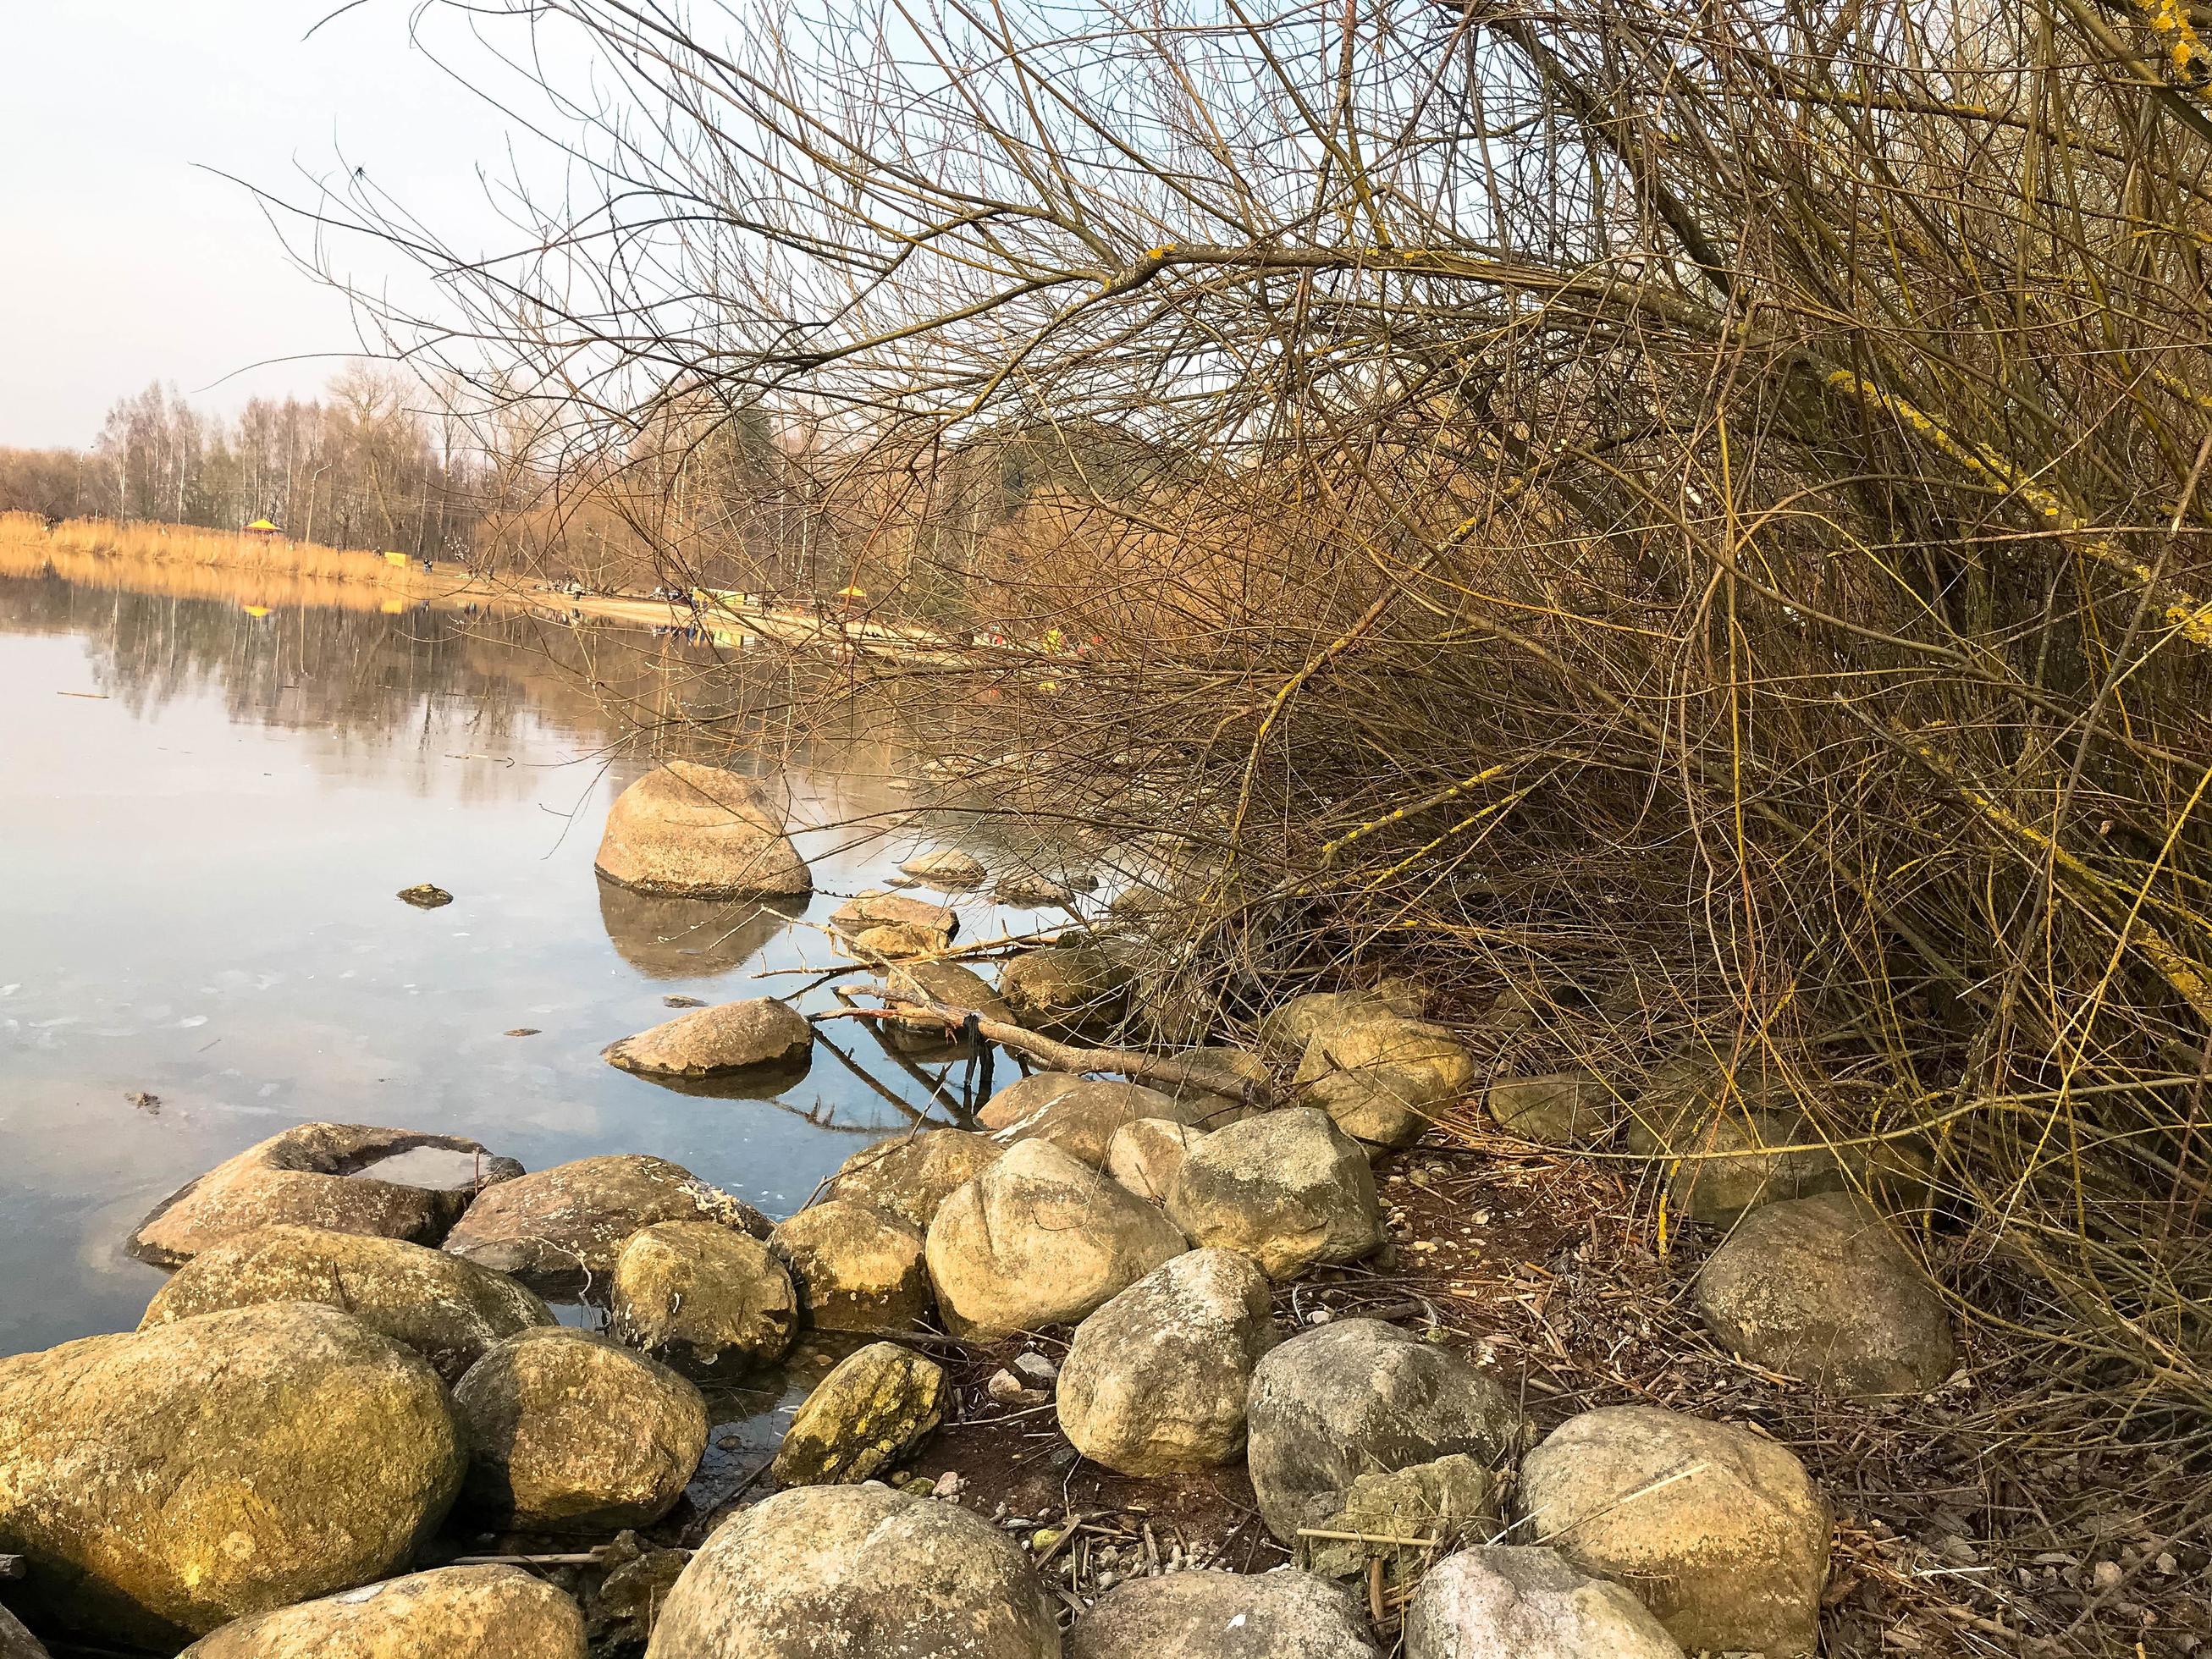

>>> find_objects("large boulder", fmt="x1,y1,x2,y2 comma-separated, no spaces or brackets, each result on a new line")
819,1130,1001,1231
996,945,1134,1034
1104,1118,1205,1204
1255,984,1426,1065
0,1304,461,1645
980,1072,1213,1166
1404,1546,1684,1659
643,1485,1056,1658
1695,1193,1955,1396
925,1139,1187,1337
443,1155,770,1296
611,1222,798,1370
828,892,957,960
1485,1072,1618,1148
139,1223,554,1381
1245,1320,1529,1542
886,960,1014,1023
1164,1109,1382,1279
127,1122,522,1265
1660,1108,1842,1226
1056,1248,1278,1474
1070,1569,1378,1657
770,1201,930,1331
602,997,813,1078
1518,1406,1830,1657
768,1342,949,1487
1293,1017,1476,1148
594,761,811,900
452,1329,708,1532
178,1566,587,1659
900,847,988,887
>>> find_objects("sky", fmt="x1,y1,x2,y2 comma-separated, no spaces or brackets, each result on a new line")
0,3,555,449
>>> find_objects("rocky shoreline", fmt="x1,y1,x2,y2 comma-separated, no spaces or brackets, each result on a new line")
0,761,2167,1657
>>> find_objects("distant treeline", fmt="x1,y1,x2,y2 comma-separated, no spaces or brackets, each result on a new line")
0,368,484,559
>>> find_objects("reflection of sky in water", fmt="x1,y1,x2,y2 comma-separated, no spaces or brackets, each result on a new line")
0,573,1080,1357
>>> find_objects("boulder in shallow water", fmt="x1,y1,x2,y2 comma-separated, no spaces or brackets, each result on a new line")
1104,1116,1205,1203
442,1155,769,1297
597,883,802,979
819,1129,1001,1231
1486,1071,1618,1148
643,1484,1056,1658
768,1341,950,1486
128,1122,522,1265
899,847,988,887
453,1328,707,1533
602,997,813,1078
995,945,1134,1034
980,1072,1213,1167
1245,1319,1529,1542
995,870,1079,907
611,1221,798,1369
770,1200,930,1331
0,1303,461,1645
1069,1568,1378,1658
178,1566,587,1659
1695,1191,1955,1396
1404,1546,1684,1659
1164,1108,1382,1279
925,1138,1187,1337
828,892,957,957
594,761,812,900
139,1222,554,1381
1056,1248,1277,1474
1294,1016,1476,1148
886,959,1014,1023
1518,1405,1830,1657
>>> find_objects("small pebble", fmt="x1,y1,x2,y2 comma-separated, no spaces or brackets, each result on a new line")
1305,1308,1335,1326
1012,1352,1058,1386
932,1470,963,1498
2093,1560,2125,1590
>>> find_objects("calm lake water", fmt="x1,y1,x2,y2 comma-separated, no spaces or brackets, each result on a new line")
0,569,1056,1369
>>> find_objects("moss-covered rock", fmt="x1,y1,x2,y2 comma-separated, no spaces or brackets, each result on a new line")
178,1566,587,1658
769,1202,930,1331
140,1223,554,1381
611,1221,798,1369
452,1329,708,1532
0,1304,461,1645
769,1342,950,1486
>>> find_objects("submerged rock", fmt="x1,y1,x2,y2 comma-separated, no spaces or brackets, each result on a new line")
979,1072,1211,1167
1104,1116,1205,1203
1056,1248,1278,1474
178,1566,587,1659
594,761,812,900
611,1222,798,1369
643,1485,1056,1658
598,884,801,980
453,1328,708,1533
602,997,813,1078
1164,1108,1382,1279
1486,1071,1618,1148
0,1303,461,1645
996,945,1134,1034
1695,1191,1955,1396
1294,1016,1477,1147
1518,1405,1830,1657
769,1342,950,1486
128,1122,522,1266
442,1155,770,1296
925,1138,1187,1337
819,1129,1001,1231
140,1222,554,1381
1070,1569,1379,1658
770,1200,930,1331
395,883,453,909
899,847,988,887
1245,1319,1529,1542
1404,1546,1684,1659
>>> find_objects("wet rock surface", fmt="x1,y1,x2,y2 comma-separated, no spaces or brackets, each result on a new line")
128,1122,522,1265
926,1138,1187,1337
1245,1319,1529,1542
593,761,812,900
769,1200,930,1331
442,1155,769,1295
643,1484,1057,1658
1069,1568,1380,1657
1056,1248,1279,1474
602,996,813,1077
611,1221,799,1369
769,1341,950,1486
1519,1404,1830,1657
177,1566,588,1659
0,1304,461,1645
140,1222,554,1381
1165,1108,1382,1279
1404,1546,1685,1659
452,1328,709,1533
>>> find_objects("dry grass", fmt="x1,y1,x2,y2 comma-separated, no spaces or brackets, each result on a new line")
0,511,428,591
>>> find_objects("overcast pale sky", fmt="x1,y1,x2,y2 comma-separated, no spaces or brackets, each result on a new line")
0,3,543,449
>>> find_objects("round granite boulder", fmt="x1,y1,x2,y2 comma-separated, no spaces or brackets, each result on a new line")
1164,1108,1382,1279
1486,1072,1619,1148
770,1201,930,1331
594,762,811,900
1105,1118,1206,1204
768,1342,950,1487
980,1072,1211,1167
611,1222,799,1370
899,848,988,887
1404,1546,1684,1659
140,1223,554,1381
996,945,1134,1034
1294,1017,1476,1148
178,1565,587,1659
